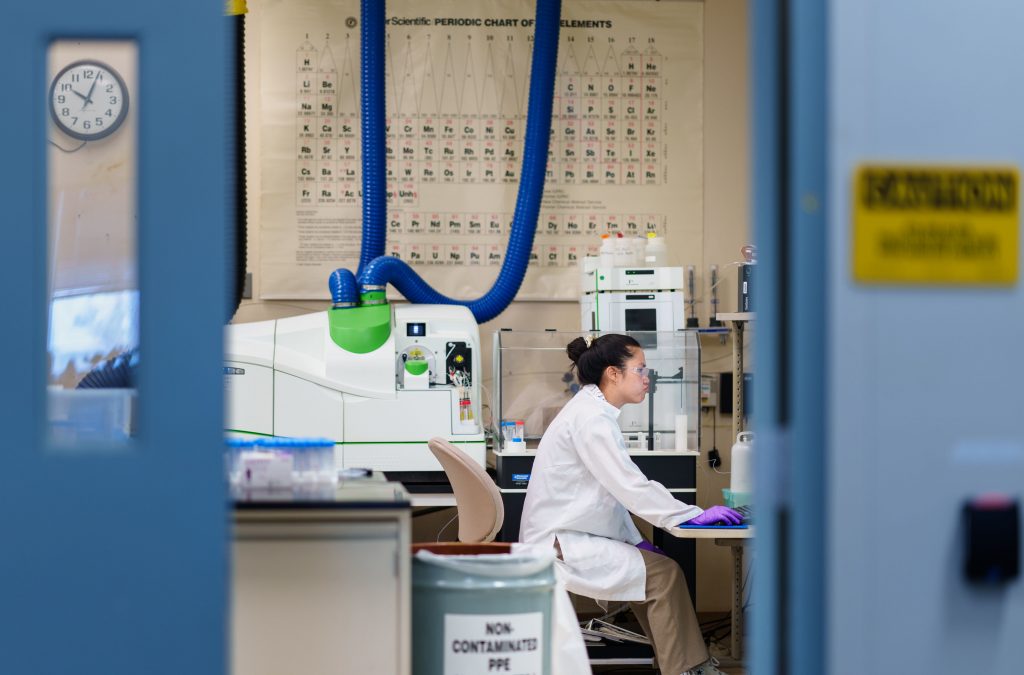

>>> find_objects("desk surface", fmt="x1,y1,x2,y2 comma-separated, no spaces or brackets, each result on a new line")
410,493,457,508
668,526,754,540
232,474,411,510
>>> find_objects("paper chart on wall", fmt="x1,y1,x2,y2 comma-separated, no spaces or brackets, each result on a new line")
255,0,703,300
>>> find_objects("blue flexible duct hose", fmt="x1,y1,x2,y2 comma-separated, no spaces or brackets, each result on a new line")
355,0,562,323
329,268,358,305
356,0,388,277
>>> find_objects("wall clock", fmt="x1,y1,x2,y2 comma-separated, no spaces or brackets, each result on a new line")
49,60,129,141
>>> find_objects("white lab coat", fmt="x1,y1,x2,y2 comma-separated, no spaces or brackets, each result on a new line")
519,385,703,602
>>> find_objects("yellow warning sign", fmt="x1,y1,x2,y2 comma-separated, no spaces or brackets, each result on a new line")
853,166,1019,284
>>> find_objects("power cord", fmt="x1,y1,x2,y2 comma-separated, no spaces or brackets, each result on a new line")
704,407,722,469
435,512,459,542
49,138,87,153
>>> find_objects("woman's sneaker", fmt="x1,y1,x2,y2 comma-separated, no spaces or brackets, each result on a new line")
685,657,728,675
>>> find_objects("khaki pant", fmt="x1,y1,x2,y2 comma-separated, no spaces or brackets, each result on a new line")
629,548,709,674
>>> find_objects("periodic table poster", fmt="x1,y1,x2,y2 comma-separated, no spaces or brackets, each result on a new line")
251,0,703,300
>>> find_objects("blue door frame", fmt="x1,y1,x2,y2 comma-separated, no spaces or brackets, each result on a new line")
1,3,228,673
750,1,827,673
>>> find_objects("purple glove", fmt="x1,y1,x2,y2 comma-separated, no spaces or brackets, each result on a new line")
685,505,744,526
636,540,669,557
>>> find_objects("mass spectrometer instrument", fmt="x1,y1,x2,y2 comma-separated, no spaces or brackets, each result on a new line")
225,304,483,483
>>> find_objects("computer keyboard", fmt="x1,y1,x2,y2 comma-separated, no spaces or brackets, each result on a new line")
678,504,754,528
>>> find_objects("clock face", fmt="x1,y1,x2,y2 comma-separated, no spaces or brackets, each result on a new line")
49,60,129,141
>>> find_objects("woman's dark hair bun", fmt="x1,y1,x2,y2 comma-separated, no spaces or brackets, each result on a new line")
566,336,589,364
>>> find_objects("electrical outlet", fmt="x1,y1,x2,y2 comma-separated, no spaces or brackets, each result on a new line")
708,448,721,468
700,374,717,408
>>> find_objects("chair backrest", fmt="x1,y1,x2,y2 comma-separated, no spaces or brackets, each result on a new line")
427,437,504,543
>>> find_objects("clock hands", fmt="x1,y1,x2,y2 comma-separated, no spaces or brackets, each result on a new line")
83,75,100,109
69,76,99,111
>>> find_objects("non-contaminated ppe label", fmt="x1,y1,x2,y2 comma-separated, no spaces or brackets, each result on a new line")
444,612,543,675
852,166,1019,284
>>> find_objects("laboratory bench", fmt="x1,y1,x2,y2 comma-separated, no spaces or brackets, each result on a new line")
231,477,411,675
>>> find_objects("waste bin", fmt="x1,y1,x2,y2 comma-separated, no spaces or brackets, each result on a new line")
412,544,556,675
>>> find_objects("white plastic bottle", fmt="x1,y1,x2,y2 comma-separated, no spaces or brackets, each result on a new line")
630,235,645,266
598,234,615,268
644,232,668,267
614,232,630,266
730,431,754,496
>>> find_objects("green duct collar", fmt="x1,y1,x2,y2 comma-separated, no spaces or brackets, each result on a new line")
328,304,391,353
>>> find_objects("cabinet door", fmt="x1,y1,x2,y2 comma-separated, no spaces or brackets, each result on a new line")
233,520,403,675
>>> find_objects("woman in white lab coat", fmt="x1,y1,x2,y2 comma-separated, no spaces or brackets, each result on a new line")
519,334,742,675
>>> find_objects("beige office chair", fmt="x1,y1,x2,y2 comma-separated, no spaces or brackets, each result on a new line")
427,437,504,544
